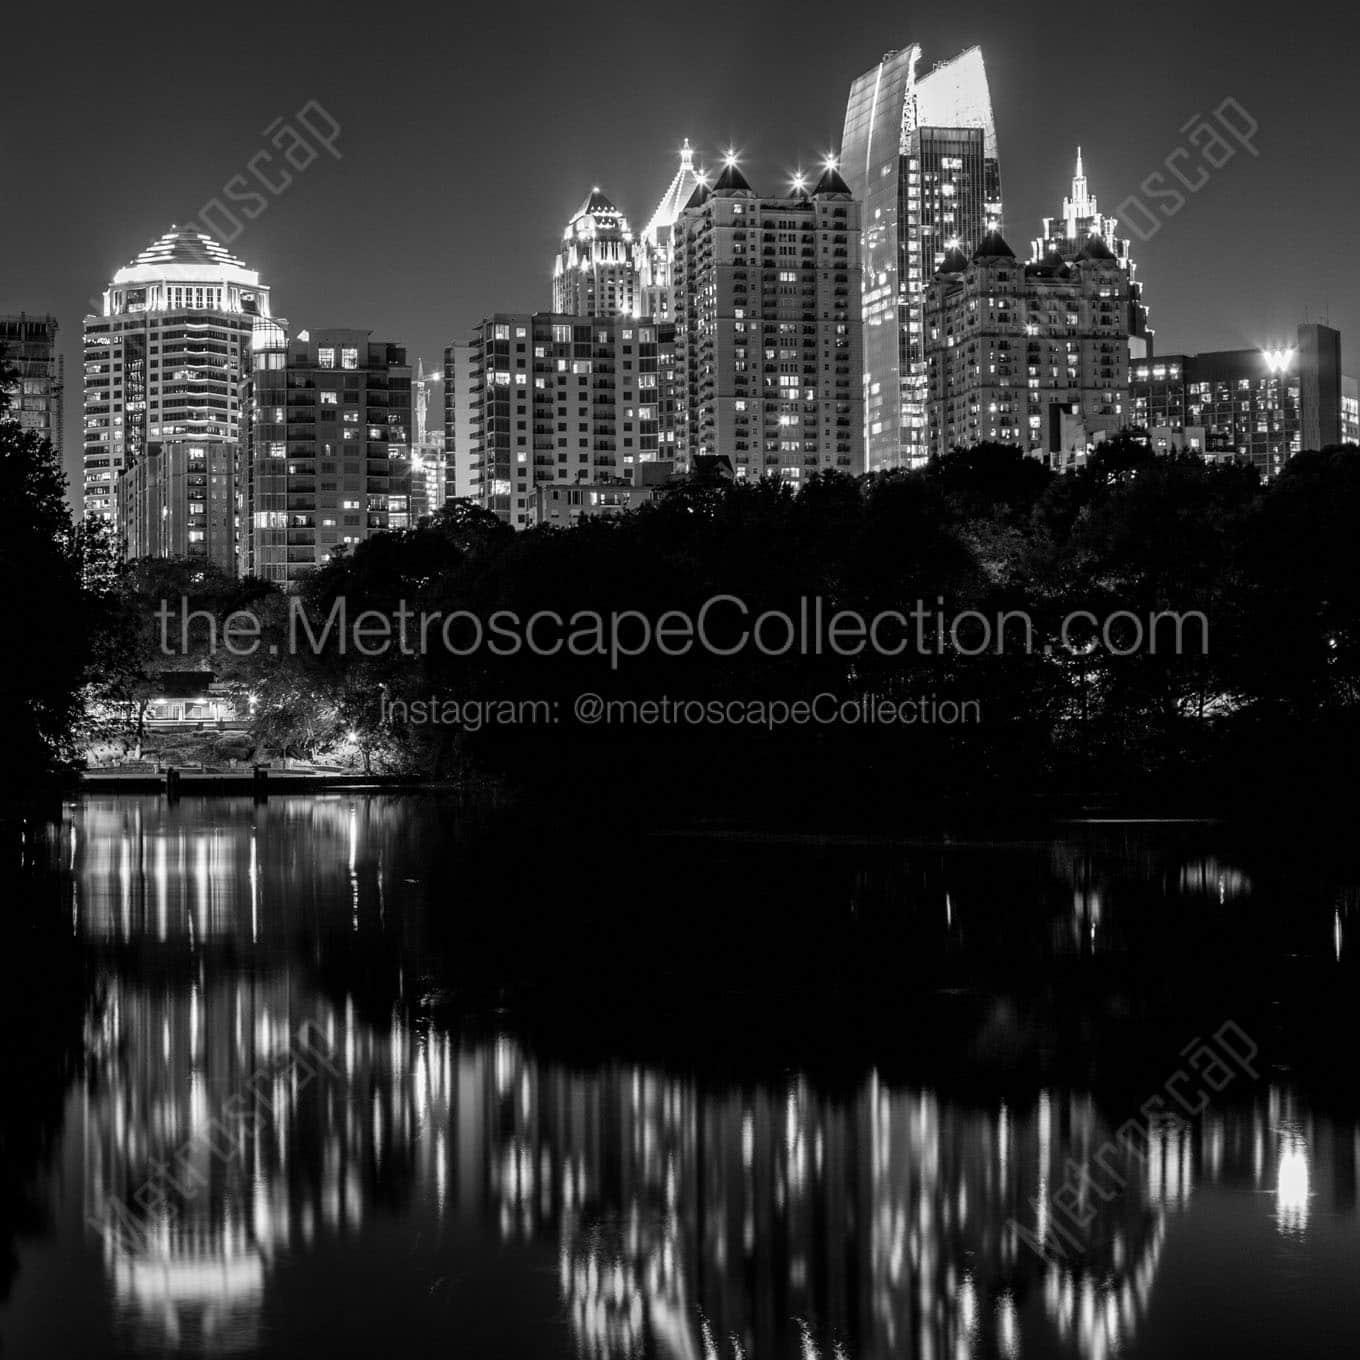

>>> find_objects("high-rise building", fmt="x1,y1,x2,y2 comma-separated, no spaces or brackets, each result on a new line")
1030,149,1152,358
468,314,675,527
552,190,641,318
924,229,1130,466
443,341,475,502
670,159,864,481
840,45,1002,470
1129,323,1343,477
0,313,63,459
639,140,705,322
1343,376,1359,445
82,226,279,527
241,328,411,586
116,440,237,572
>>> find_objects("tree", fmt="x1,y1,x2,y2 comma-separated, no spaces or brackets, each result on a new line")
0,389,111,800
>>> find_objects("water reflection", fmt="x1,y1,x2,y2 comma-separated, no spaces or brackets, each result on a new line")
4,797,1360,1359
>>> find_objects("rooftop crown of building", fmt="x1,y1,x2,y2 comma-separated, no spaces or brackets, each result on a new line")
564,190,633,242
110,225,264,289
644,140,704,244
682,152,855,204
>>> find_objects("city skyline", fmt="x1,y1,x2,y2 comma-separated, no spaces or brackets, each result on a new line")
3,2,1356,499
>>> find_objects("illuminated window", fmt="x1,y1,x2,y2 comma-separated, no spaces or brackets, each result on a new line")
318,348,336,369
341,347,359,369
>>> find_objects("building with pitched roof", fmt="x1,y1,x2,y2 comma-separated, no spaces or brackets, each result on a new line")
1031,148,1153,358
639,140,705,322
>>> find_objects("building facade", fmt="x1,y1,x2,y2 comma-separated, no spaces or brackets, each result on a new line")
552,190,641,318
670,161,864,481
0,313,63,459
468,314,675,527
840,45,1002,470
1030,149,1152,358
924,230,1130,464
241,328,411,586
116,440,236,572
1129,324,1343,478
82,226,278,528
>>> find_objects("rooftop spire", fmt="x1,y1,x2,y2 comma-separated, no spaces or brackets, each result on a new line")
1071,146,1090,213
644,139,705,243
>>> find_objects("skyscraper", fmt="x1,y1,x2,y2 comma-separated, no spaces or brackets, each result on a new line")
0,313,63,461
670,159,864,481
241,328,411,586
552,190,641,318
639,140,705,322
840,45,1002,470
1030,149,1152,358
82,226,279,527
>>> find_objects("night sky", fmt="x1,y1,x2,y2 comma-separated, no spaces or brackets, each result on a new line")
3,0,1357,497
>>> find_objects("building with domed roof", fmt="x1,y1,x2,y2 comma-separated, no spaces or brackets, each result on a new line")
551,189,641,318
81,226,283,552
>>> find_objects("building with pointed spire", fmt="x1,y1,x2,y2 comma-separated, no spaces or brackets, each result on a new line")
82,226,283,559
1030,148,1153,357
639,139,705,322
840,45,1003,470
925,226,1130,466
670,156,864,480
409,359,446,521
552,189,641,318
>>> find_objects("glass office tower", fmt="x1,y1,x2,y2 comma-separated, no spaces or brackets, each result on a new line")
841,45,1002,469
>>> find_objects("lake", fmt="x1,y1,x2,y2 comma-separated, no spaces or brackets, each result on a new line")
1,794,1356,1358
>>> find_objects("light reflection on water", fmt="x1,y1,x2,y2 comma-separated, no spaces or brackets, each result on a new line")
3,795,1359,1360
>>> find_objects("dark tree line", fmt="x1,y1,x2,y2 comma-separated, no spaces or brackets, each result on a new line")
249,438,1360,822
7,383,1359,827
